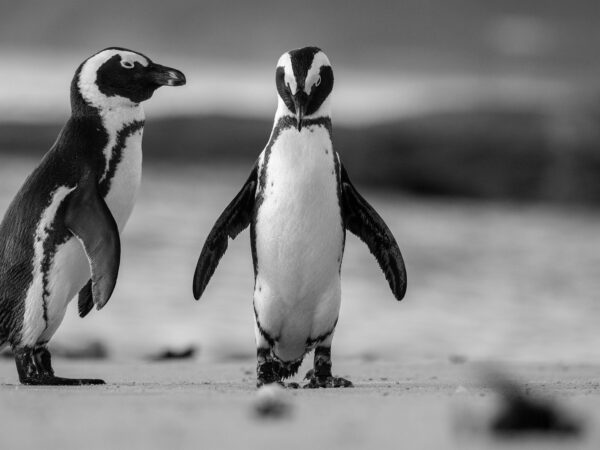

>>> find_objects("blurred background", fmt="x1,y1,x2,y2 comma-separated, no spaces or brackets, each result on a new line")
0,0,599,366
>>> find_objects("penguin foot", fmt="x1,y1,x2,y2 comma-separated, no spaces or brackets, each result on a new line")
14,346,105,386
21,375,105,386
303,369,353,388
303,375,353,389
302,347,353,388
256,350,283,388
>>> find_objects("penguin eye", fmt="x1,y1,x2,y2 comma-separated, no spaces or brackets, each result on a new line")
315,76,321,87
120,60,135,69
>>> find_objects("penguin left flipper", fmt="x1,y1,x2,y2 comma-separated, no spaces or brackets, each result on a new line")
340,163,407,300
65,170,121,311
193,164,258,300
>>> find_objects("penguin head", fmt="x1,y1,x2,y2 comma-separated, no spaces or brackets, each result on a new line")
276,47,334,130
72,47,186,114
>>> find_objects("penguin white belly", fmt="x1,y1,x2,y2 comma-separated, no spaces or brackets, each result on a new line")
40,238,89,342
21,185,77,347
37,132,143,344
254,126,343,360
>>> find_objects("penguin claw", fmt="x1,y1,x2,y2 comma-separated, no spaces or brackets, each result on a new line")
303,375,353,389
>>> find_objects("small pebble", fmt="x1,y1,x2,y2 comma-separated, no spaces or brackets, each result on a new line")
254,384,293,419
449,354,468,364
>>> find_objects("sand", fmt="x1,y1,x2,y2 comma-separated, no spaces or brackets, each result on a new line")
0,160,599,449
0,359,598,450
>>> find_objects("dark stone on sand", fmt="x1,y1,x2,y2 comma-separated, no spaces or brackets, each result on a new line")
489,373,582,437
148,346,197,361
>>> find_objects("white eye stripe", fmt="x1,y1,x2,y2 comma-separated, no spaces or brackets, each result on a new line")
304,51,330,93
120,60,135,69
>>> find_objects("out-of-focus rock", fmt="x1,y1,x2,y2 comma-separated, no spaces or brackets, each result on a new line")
253,384,293,419
147,346,197,361
449,354,468,364
488,373,582,437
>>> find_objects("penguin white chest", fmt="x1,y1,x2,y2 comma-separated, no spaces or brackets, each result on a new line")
253,125,343,358
104,128,143,230
256,126,343,289
56,129,143,309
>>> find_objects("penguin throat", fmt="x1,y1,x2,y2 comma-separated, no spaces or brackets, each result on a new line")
98,102,145,123
274,97,332,126
97,106,145,185
70,87,143,119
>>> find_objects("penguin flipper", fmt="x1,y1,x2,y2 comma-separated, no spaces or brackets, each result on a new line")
193,164,258,300
340,164,407,300
65,170,121,311
78,280,94,318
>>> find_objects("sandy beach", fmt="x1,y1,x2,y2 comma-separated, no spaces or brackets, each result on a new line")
0,359,598,450
0,161,599,450
1,2,599,449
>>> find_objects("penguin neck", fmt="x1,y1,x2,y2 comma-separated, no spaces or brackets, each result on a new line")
70,82,145,129
71,99,145,127
96,103,145,130
69,92,145,185
273,97,332,132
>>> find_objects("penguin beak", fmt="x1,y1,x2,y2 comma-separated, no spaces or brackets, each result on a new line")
147,63,186,87
293,92,308,131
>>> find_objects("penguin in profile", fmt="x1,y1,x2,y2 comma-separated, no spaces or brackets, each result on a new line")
0,48,185,385
193,47,406,388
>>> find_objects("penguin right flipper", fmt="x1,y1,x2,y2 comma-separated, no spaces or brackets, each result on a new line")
78,280,94,318
193,164,258,300
340,163,407,300
65,170,121,311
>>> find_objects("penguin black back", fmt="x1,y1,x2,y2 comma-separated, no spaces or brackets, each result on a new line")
0,125,100,346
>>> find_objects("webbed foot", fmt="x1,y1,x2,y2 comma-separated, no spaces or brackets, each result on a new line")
303,346,354,388
256,348,283,388
14,346,105,386
22,376,105,386
303,369,353,388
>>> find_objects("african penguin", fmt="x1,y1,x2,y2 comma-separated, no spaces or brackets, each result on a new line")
193,46,406,388
0,47,185,385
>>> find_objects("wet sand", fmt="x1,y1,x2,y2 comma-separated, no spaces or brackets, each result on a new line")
0,359,598,450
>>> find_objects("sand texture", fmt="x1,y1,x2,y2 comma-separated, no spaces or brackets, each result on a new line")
0,359,598,450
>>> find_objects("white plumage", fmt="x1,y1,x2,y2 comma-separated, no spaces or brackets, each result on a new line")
254,125,343,361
